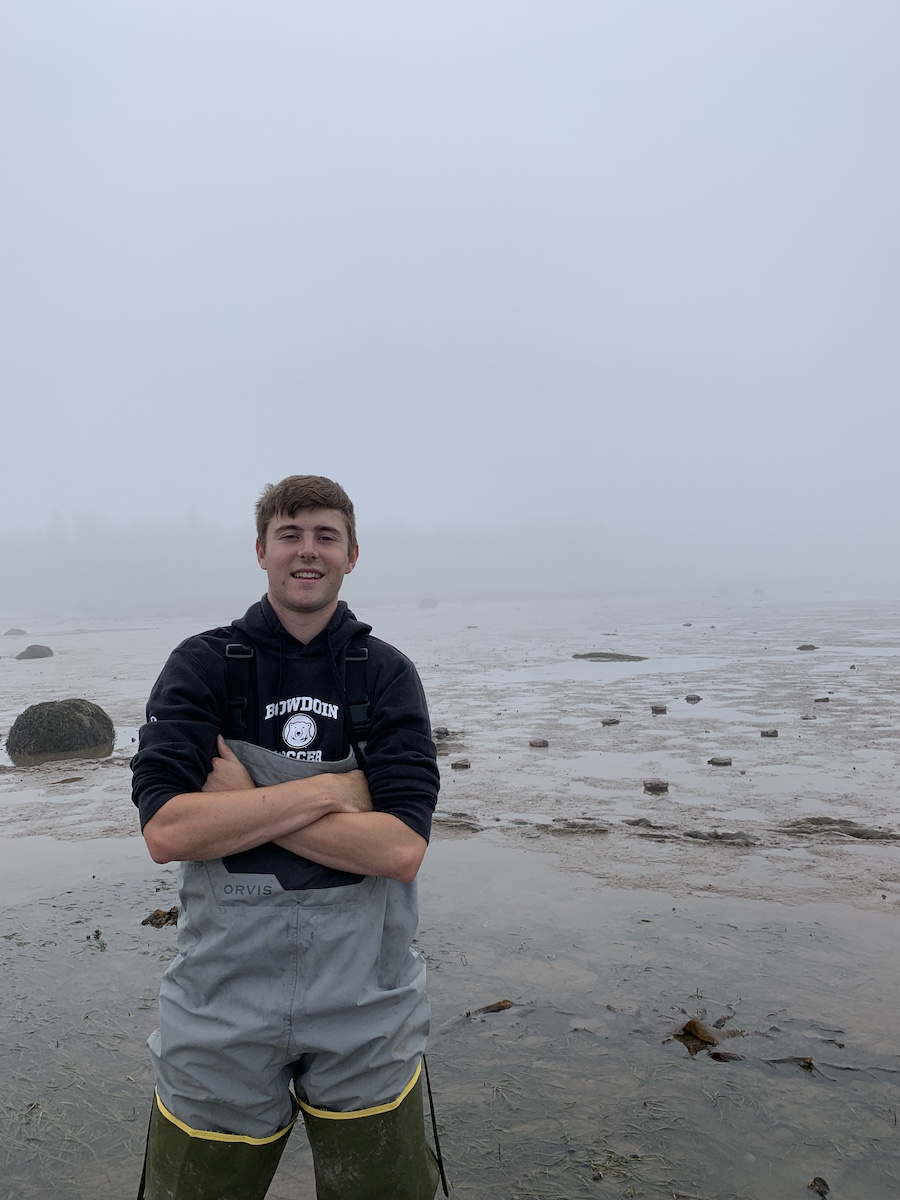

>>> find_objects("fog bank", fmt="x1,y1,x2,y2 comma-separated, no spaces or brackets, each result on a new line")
1,513,897,625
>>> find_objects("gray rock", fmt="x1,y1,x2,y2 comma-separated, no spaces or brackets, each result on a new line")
760,729,778,738
643,778,669,794
573,651,648,662
6,699,114,765
708,756,733,766
419,597,438,609
685,829,755,845
548,819,609,835
651,704,667,715
685,694,702,704
601,717,620,726
3,628,26,636
783,816,899,842
814,696,830,703
16,644,53,660
450,758,470,770
797,644,818,651
529,738,549,748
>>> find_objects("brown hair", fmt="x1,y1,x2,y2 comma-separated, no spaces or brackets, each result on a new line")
255,476,357,548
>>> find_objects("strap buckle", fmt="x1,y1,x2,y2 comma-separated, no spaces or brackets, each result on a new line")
225,643,254,659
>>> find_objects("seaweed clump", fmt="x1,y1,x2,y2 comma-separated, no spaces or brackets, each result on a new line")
6,699,115,765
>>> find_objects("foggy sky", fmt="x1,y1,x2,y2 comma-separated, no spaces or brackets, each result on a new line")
2,1,899,610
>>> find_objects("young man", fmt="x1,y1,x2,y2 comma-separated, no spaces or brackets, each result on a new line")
131,476,441,1200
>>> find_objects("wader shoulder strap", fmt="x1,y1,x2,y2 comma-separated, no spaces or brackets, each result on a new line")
223,642,255,738
344,634,371,754
224,635,371,753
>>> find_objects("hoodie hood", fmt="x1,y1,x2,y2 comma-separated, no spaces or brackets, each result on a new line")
233,597,372,659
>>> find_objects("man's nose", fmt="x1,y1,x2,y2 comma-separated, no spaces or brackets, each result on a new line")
296,535,319,556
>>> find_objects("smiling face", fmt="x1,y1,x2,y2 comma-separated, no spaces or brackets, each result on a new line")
256,506,359,637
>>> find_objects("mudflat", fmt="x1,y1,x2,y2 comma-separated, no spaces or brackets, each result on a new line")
1,595,898,1198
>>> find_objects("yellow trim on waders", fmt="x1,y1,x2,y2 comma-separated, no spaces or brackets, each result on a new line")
154,1091,298,1144
297,1060,422,1120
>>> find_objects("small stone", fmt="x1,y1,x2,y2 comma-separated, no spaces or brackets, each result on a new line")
801,714,816,720
3,628,26,636
760,729,778,738
433,726,449,737
685,694,702,704
15,644,53,660
450,758,470,770
601,717,620,726
814,696,829,703
651,704,667,715
419,597,438,609
682,622,692,627
797,644,818,651
708,756,733,766
529,738,549,748
643,778,669,794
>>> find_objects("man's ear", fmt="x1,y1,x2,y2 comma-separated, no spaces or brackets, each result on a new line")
345,544,359,574
256,538,267,569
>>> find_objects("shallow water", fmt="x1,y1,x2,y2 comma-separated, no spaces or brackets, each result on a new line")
1,833,898,1199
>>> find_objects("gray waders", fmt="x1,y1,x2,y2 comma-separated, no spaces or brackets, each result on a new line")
138,743,440,1200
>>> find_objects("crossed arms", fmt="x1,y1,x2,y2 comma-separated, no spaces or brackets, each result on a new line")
141,736,427,884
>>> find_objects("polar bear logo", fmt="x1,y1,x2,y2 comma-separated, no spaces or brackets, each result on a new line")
283,713,317,749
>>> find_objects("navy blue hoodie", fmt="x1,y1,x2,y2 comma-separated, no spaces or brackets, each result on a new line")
131,598,439,889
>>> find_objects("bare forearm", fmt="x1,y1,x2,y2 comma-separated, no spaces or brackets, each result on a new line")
142,777,345,864
275,812,427,884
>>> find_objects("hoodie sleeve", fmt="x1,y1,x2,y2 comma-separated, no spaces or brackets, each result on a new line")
362,646,440,841
130,640,225,829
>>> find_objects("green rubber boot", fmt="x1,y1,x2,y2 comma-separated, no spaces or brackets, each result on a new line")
138,1093,294,1200
300,1070,440,1200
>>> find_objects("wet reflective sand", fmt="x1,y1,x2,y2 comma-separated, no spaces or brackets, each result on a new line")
1,833,897,1199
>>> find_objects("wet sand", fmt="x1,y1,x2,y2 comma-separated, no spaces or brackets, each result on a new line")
1,595,898,1197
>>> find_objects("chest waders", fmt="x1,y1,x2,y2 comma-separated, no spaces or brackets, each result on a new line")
138,743,440,1200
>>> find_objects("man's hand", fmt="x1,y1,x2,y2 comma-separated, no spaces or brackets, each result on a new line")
202,736,255,793
330,769,374,814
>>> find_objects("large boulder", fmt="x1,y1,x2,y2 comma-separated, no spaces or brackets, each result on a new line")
4,628,27,636
16,644,53,660
6,699,115,765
